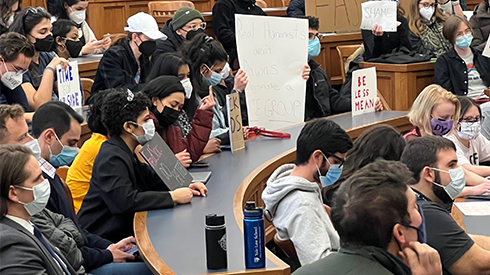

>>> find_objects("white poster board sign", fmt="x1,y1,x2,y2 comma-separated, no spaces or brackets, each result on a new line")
57,61,82,112
351,67,377,116
235,14,308,130
360,1,397,32
483,35,490,58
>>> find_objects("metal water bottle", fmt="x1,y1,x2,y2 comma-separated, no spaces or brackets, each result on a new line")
205,214,227,270
243,201,265,269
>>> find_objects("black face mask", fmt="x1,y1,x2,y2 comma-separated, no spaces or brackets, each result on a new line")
138,40,156,56
186,28,206,41
34,34,55,52
154,106,180,127
65,39,84,58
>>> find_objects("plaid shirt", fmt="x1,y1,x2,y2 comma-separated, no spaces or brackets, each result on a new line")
38,158,56,179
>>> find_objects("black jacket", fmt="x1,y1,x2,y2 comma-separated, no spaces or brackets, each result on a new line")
212,0,266,70
305,60,351,121
470,0,490,52
433,47,490,96
91,40,152,97
287,0,305,17
78,136,174,243
154,19,184,60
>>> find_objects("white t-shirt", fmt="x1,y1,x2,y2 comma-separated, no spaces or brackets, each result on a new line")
461,52,488,99
446,132,490,165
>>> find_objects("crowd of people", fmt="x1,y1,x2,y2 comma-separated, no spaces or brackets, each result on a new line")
1,0,490,274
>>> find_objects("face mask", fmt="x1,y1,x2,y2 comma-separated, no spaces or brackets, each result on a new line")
155,106,181,127
431,166,466,200
131,120,155,145
308,38,321,60
69,8,86,24
455,33,473,50
430,118,453,136
65,39,84,58
1,60,24,90
221,63,230,79
186,28,205,41
34,34,55,52
202,64,222,87
316,153,343,187
48,133,80,168
437,1,452,13
181,78,193,99
15,179,51,216
25,139,41,160
138,40,156,56
420,6,435,21
458,121,480,140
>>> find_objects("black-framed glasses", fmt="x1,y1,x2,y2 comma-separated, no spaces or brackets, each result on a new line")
328,154,345,168
419,1,437,8
184,22,206,30
308,32,320,40
460,115,484,124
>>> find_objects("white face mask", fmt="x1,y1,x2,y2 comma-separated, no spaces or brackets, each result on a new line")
420,6,435,20
437,1,452,14
221,62,230,79
24,139,41,160
69,7,86,24
432,166,466,200
181,78,193,99
131,120,155,145
457,121,481,140
15,179,51,216
1,60,25,90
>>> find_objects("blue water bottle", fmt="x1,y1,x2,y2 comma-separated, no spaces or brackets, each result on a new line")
243,201,265,269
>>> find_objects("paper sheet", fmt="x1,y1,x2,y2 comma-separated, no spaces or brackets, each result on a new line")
455,201,490,216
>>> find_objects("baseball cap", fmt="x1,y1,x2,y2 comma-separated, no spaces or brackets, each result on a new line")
124,12,167,40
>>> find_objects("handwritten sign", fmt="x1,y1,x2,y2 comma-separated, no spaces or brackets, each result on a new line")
57,61,82,112
226,93,245,153
139,134,193,190
360,1,397,32
483,35,490,58
236,14,308,130
306,0,369,33
351,67,377,117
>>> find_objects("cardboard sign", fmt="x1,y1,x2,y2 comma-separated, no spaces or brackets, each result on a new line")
139,134,193,190
235,14,308,130
226,93,245,153
57,61,82,112
483,35,490,58
306,0,369,33
360,1,397,32
351,67,377,116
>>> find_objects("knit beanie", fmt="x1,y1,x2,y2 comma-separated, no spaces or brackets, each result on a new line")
171,7,204,30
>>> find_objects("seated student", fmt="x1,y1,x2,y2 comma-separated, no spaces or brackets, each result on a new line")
322,124,406,206
90,12,165,96
262,119,353,266
153,7,205,58
0,32,35,114
408,0,452,57
481,102,490,141
78,89,207,242
437,0,464,16
469,0,490,52
0,145,78,275
52,19,85,59
401,136,490,274
51,0,111,55
446,96,490,177
294,160,442,275
434,15,490,99
362,5,411,61
142,75,214,164
9,7,70,111
287,0,305,17
212,0,266,70
0,0,20,35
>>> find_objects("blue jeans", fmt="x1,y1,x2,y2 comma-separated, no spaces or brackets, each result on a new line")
89,262,153,275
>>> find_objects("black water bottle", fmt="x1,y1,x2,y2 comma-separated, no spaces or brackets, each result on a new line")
205,214,227,270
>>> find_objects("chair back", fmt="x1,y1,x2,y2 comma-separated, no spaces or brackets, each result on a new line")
148,1,195,17
81,78,94,105
56,166,75,214
256,0,267,8
336,44,363,83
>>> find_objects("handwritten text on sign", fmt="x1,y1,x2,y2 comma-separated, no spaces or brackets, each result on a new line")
57,61,82,111
236,14,308,130
226,93,245,153
360,1,397,32
351,67,377,117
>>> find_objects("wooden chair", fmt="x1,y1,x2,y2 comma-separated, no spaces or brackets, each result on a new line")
148,1,195,17
56,166,76,214
81,78,94,105
336,44,363,83
274,234,299,264
256,0,268,8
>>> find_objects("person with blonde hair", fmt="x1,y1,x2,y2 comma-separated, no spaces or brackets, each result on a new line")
408,0,452,57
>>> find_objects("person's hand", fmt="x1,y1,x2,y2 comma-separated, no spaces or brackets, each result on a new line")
243,126,250,139
175,149,191,168
302,64,311,80
203,138,221,154
399,242,442,275
47,57,69,71
113,236,136,252
199,87,216,111
189,182,208,197
81,39,106,55
233,69,248,92
372,24,384,36
170,187,193,204
484,87,490,98
468,181,490,196
375,97,384,111
108,244,135,263
101,37,111,50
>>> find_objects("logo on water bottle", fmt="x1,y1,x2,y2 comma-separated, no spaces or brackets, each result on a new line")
254,257,260,263
218,234,227,251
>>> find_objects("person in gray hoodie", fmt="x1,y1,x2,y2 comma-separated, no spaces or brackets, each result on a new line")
262,119,353,266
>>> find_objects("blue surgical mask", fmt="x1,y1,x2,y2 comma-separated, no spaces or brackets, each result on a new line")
308,38,321,60
455,33,473,50
48,133,80,168
316,153,343,187
202,64,222,87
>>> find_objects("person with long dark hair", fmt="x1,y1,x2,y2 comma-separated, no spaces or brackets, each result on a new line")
0,0,20,34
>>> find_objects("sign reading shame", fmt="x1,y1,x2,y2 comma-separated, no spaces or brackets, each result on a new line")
360,1,397,32
57,61,82,112
235,14,308,130
351,67,377,117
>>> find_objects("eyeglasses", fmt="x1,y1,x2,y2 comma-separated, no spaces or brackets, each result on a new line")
456,28,472,38
328,154,346,168
308,32,320,40
419,2,437,8
184,22,207,31
460,115,484,123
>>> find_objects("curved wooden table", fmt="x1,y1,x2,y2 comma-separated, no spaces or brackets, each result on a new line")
134,111,412,275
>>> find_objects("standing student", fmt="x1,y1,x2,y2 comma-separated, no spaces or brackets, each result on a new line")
0,0,20,34
408,0,452,57
90,12,165,96
433,15,490,99
469,0,490,52
287,0,305,17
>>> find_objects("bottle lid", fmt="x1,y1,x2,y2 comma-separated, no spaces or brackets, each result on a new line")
244,201,263,218
206,214,225,226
